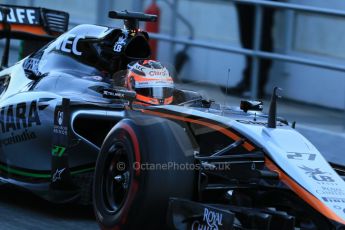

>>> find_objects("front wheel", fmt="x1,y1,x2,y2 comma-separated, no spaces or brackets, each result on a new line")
93,117,195,229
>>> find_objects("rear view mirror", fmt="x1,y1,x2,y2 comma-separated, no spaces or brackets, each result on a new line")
240,100,263,113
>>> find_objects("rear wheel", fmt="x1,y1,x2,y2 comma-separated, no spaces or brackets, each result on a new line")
93,117,195,229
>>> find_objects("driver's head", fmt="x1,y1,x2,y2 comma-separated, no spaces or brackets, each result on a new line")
126,60,174,105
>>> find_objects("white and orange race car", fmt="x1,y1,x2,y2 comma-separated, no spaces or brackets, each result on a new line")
1,4,345,230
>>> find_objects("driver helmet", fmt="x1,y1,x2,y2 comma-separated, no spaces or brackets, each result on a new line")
125,60,174,105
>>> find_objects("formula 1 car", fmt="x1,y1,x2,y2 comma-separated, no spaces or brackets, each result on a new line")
1,4,345,230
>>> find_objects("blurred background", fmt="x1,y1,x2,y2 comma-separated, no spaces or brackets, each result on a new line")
1,0,345,160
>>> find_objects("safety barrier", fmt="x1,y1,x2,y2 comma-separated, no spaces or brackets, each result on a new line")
150,0,345,99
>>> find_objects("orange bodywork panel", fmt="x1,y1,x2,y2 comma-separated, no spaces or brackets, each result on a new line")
0,24,48,36
265,157,345,225
142,109,255,152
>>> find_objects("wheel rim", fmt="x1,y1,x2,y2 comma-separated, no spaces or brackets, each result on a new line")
102,143,131,213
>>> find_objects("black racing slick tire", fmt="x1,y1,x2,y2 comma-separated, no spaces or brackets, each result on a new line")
93,117,195,229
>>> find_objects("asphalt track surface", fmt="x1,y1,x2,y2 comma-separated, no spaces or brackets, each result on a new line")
0,186,97,229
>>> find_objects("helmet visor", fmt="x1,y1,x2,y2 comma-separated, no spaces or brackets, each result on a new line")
135,87,174,99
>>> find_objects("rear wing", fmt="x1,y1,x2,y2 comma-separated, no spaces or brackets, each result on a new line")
0,5,69,68
0,4,69,40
